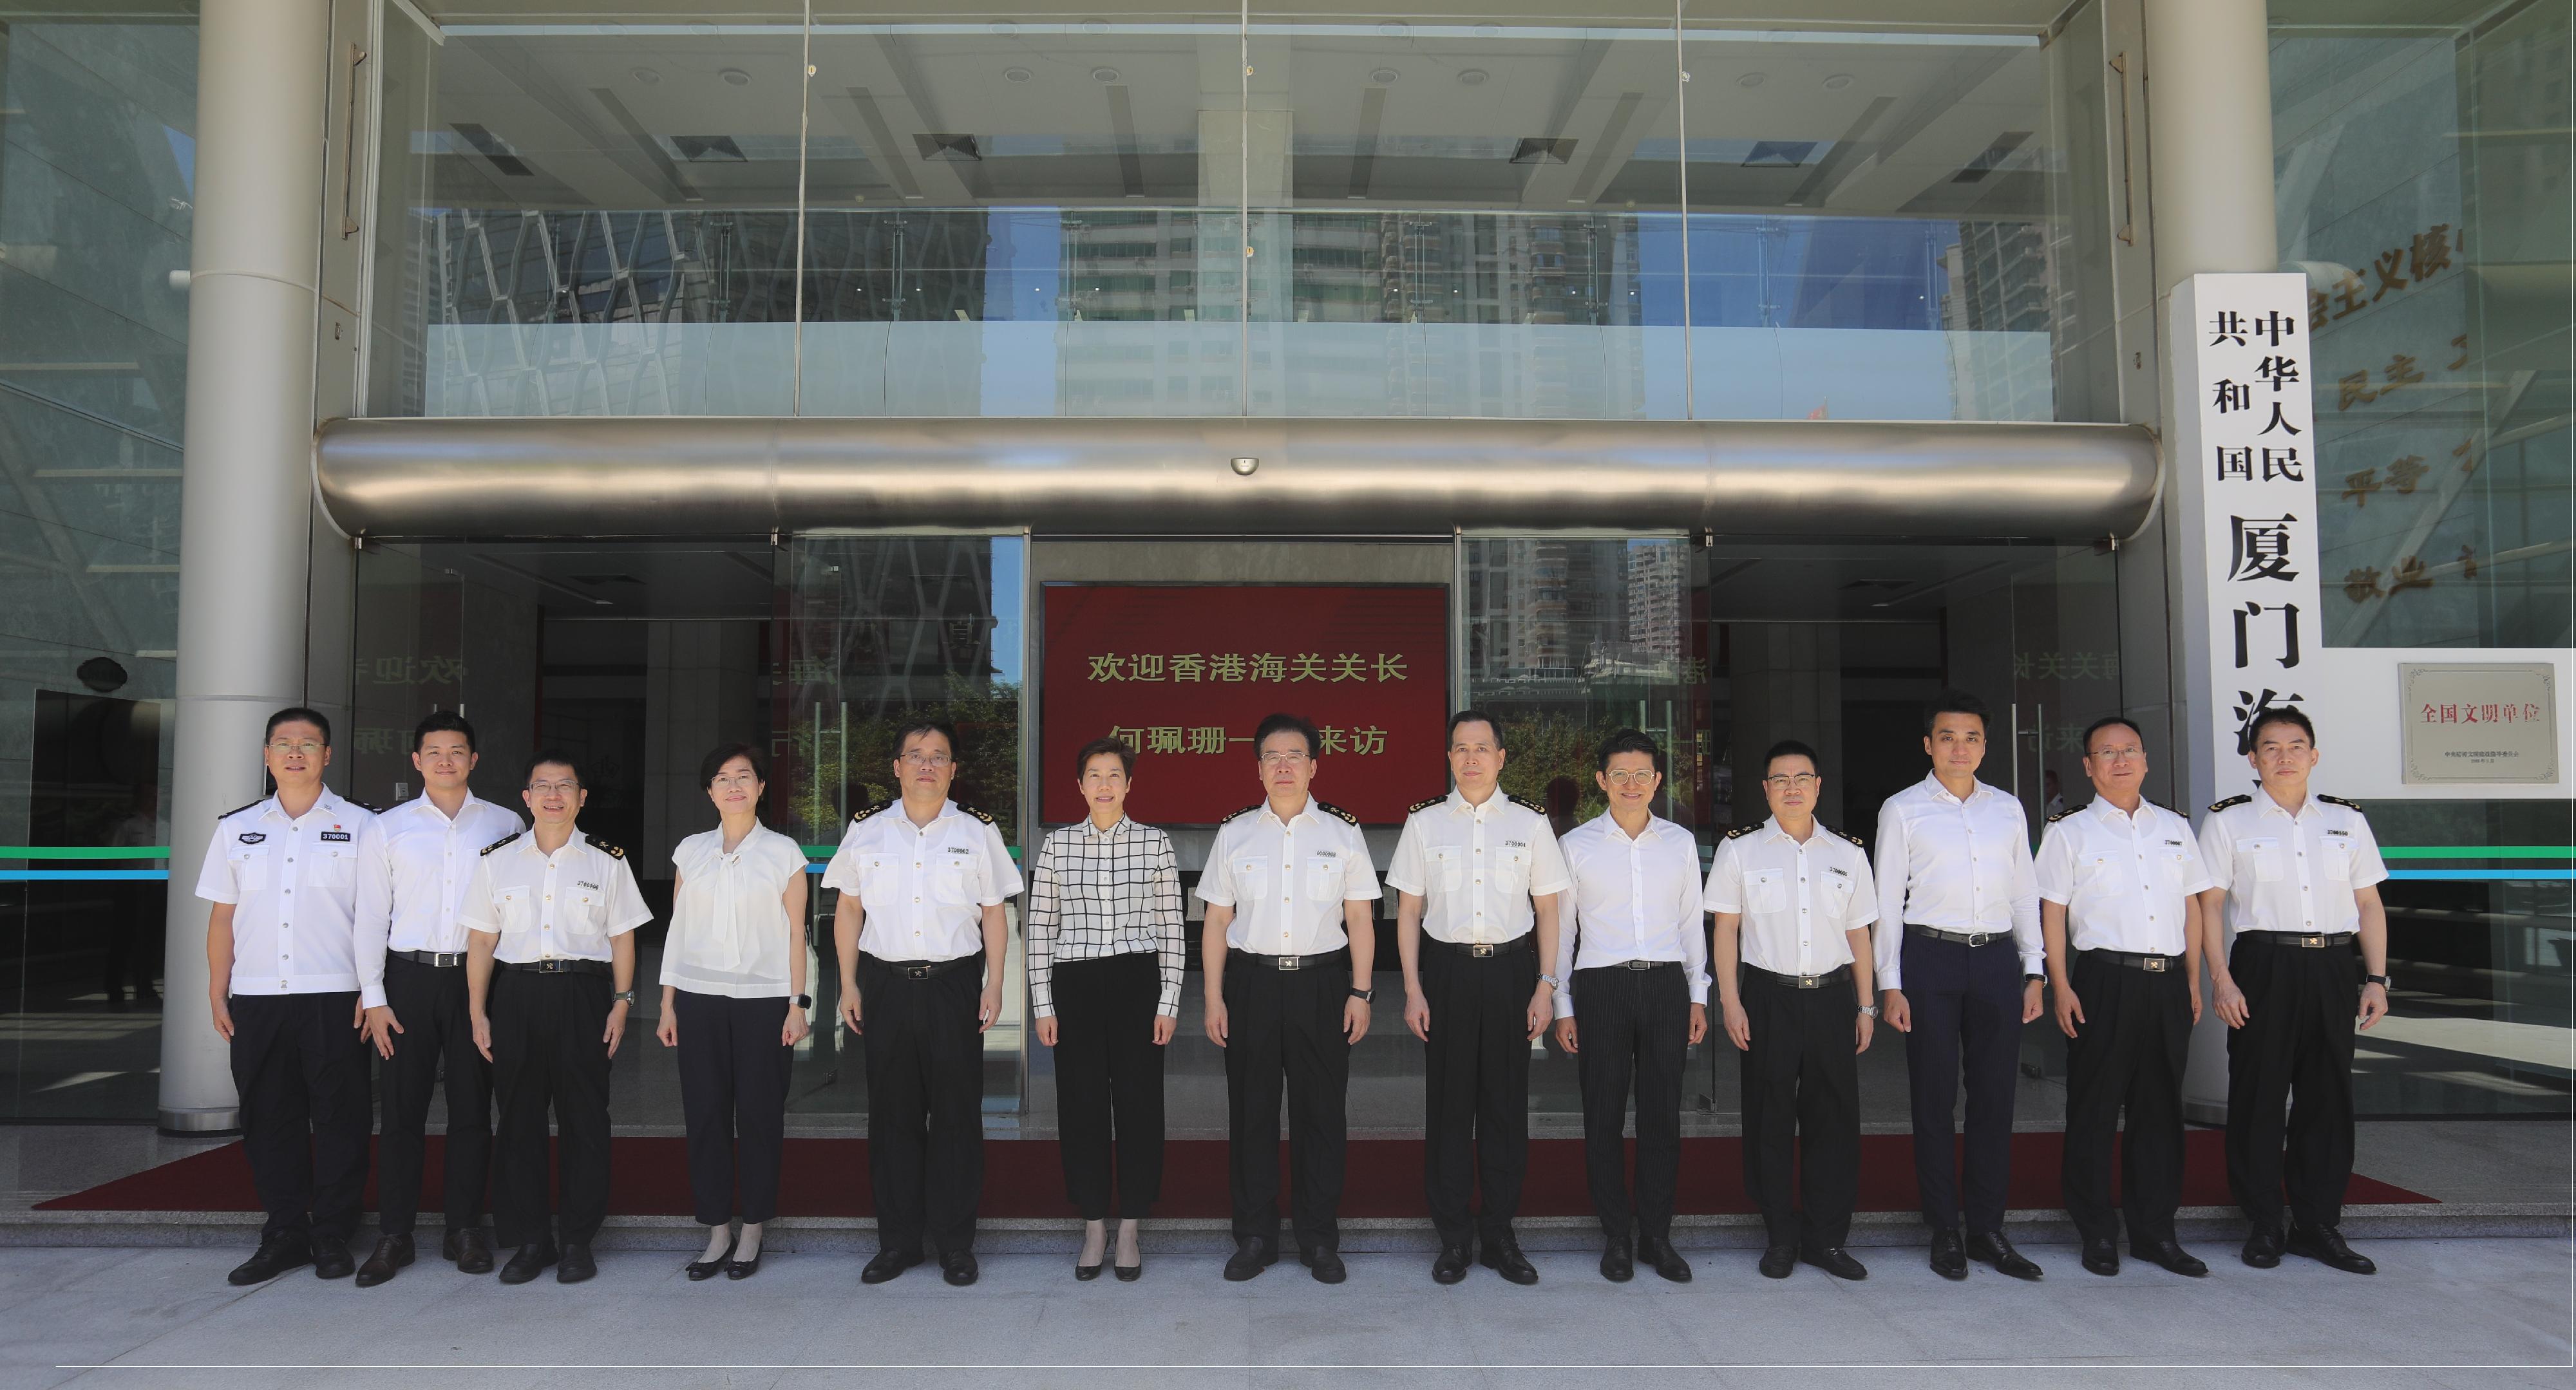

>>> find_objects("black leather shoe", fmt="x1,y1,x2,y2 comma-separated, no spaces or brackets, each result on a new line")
311,1241,355,1280
1637,1234,1692,1283
2241,1225,2284,1269
1222,1237,1276,1282
2286,1224,2376,1275
1480,1234,1539,1286
724,1251,762,1281
940,1250,980,1286
444,1225,495,1274
225,1238,310,1286
1801,1244,1868,1281
1431,1243,1472,1284
1928,1228,1968,1281
1758,1244,1797,1279
1967,1230,2043,1281
2081,1234,2119,1276
1075,1257,1104,1282
1113,1255,1142,1282
497,1243,557,1284
1301,1246,1347,1284
687,1234,737,1282
555,1241,596,1284
861,1247,923,1284
1599,1237,1634,1283
2134,1238,2209,1278
354,1234,414,1288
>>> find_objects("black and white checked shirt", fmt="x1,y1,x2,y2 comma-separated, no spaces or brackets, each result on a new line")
1027,816,1186,1019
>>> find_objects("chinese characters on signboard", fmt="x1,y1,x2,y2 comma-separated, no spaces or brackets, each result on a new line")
2399,663,2559,785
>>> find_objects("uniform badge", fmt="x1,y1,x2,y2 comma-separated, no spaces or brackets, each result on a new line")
320,831,352,842
237,832,266,844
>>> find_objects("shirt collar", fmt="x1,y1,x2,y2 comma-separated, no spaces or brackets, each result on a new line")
1081,814,1131,841
410,792,484,825
1260,798,1316,828
1761,816,1819,846
1450,788,1505,819
2258,789,2314,820
1593,811,1663,845
1921,773,1996,807
267,789,345,825
2091,797,2149,826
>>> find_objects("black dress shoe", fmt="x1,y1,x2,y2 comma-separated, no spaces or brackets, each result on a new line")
687,1234,738,1282
444,1225,495,1274
354,1234,414,1288
225,1238,310,1286
1801,1245,1868,1281
311,1241,355,1280
1480,1234,1539,1286
2241,1224,2285,1269
1928,1228,1968,1281
1599,1237,1634,1283
940,1250,980,1286
2134,1238,2209,1277
2081,1235,2119,1276
724,1252,762,1281
1301,1246,1347,1284
1637,1234,1692,1283
556,1241,596,1284
2286,1224,2376,1275
1967,1230,2043,1281
497,1243,558,1284
1222,1237,1276,1282
1431,1243,1472,1284
1113,1255,1142,1282
1075,1256,1104,1282
861,1247,923,1284
1758,1244,1797,1279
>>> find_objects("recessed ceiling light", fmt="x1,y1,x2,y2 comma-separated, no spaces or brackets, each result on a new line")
1823,73,1853,91
1457,68,1489,86
1736,72,1765,89
1005,67,1032,82
1370,67,1399,84
631,68,660,85
1092,66,1121,83
719,68,751,87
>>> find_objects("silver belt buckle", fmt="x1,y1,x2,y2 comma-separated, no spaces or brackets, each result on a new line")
1468,943,1496,958
535,959,567,973
1965,931,1991,948
1276,954,1302,971
904,963,932,980
1624,959,1653,971
2143,956,2167,972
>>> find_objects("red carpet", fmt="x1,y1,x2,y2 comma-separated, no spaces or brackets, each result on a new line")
39,1131,2432,1215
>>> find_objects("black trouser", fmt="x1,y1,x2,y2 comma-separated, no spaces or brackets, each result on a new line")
2061,952,2192,1245
488,970,612,1249
227,990,370,1247
1899,930,2023,1235
2225,935,2360,1232
1050,952,1166,1221
858,952,985,1256
1738,966,1861,1251
1421,939,1536,1246
1573,961,1689,1242
1222,950,1351,1252
674,990,794,1226
375,955,491,1237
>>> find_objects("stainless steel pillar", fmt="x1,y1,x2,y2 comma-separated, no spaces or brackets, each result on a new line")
157,0,333,1132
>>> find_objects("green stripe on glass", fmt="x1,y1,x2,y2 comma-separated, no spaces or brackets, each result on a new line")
0,845,170,859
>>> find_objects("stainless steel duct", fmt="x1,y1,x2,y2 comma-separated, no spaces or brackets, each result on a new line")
314,417,2160,541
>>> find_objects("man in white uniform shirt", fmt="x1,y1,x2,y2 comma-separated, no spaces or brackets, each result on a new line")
1874,690,2045,1282
462,750,650,1286
1551,729,1709,1286
1198,711,1380,1285
351,711,523,1286
1387,708,1568,1286
2196,705,2390,1276
1706,738,1877,1283
2036,716,2215,1280
825,719,1021,1288
196,707,377,1286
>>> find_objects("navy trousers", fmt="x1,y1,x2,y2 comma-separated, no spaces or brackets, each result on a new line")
1899,931,2024,1235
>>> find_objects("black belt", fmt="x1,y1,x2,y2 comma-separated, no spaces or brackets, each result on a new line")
392,948,466,968
1581,959,1680,973
1425,935,1533,960
2240,930,2356,948
1236,948,1350,972
1743,962,1853,990
499,958,609,977
1906,923,2011,948
2078,948,2184,973
862,952,979,981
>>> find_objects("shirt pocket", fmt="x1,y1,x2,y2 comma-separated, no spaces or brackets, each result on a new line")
1820,870,1856,916
1746,869,1788,915
934,854,977,906
495,884,531,936
2236,838,2283,883
226,845,269,893
856,854,896,911
2078,850,2122,890
2321,837,2356,882
1497,845,1531,892
1430,845,1464,893
1230,855,1269,903
310,841,357,890
2160,849,2199,889
1304,855,1343,901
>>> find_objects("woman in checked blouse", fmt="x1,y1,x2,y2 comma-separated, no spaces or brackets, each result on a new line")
1029,737,1185,1281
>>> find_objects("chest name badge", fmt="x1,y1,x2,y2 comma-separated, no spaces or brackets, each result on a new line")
320,831,352,842
238,832,266,844
576,879,601,891
1504,840,1528,849
1825,865,1850,879
2325,828,2351,838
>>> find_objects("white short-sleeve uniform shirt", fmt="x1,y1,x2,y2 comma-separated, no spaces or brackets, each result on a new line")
1701,818,1878,978
2195,791,2387,942
194,789,379,997
1195,797,1381,957
1383,789,1571,946
459,829,653,964
821,800,1023,963
2034,799,2216,956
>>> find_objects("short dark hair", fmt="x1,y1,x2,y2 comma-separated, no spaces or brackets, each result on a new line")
2248,705,2316,747
699,742,766,789
1922,689,1991,736
1075,736,1135,778
891,719,959,761
1596,727,1665,775
2081,715,2145,755
265,706,332,746
413,709,476,752
1253,711,1321,759
522,748,584,785
1762,738,1820,776
1445,708,1505,749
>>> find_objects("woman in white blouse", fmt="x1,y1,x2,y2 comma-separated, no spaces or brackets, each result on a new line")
655,744,811,1279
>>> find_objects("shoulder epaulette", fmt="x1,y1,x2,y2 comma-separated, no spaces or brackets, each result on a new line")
1724,823,1759,840
1314,800,1360,826
955,802,996,825
2316,793,2363,811
340,797,382,814
1224,803,1263,823
2207,794,2252,813
849,800,892,825
1833,826,1865,848
1506,793,1545,814
584,832,626,859
480,831,522,856
216,799,265,821
1408,795,1444,814
2048,805,2079,823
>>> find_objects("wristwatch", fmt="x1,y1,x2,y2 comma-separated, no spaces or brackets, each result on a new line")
1349,986,1375,1002
793,993,815,1010
612,989,636,1004
1858,1004,1880,1019
1539,973,1562,990
2363,973,2392,990
2024,973,2047,984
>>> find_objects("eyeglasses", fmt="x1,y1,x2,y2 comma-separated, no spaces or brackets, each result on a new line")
1761,773,1819,790
2087,744,2144,762
710,772,762,789
898,753,954,769
1257,751,1310,767
1602,769,1658,787
527,780,582,796
265,739,323,756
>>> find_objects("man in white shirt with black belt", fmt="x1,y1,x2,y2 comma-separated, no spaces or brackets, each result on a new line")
1551,729,1709,1286
1387,708,1569,1286
1874,690,2045,1282
1199,711,1380,1285
351,711,523,1286
196,707,378,1286
826,719,1021,1288
2036,715,2215,1280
